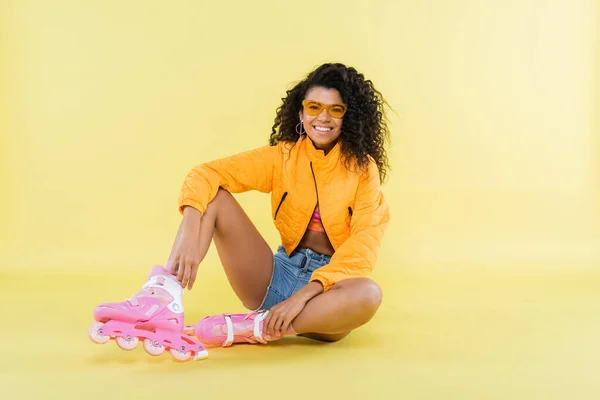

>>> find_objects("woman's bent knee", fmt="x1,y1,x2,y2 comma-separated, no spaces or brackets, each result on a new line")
207,188,232,212
335,278,383,312
206,188,241,225
362,280,383,311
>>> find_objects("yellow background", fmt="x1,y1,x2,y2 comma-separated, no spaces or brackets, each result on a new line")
1,0,599,399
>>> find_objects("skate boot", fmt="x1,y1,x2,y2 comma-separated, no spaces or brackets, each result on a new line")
88,265,208,361
183,310,279,347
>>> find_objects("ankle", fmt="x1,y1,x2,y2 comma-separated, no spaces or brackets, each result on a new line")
262,323,298,341
286,324,298,335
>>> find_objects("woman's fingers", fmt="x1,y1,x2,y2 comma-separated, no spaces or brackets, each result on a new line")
280,318,291,337
261,312,272,336
275,315,286,337
266,309,279,337
168,256,178,275
177,257,187,284
189,265,199,290
182,262,192,289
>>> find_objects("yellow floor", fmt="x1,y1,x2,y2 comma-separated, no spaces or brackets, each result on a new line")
1,265,599,400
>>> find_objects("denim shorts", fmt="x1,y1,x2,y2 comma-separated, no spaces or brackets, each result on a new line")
252,245,332,311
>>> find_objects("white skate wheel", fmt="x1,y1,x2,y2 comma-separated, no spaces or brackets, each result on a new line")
169,348,192,361
116,335,139,350
88,322,110,344
143,339,165,356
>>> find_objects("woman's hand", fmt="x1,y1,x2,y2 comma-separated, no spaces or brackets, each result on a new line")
262,296,307,339
167,207,202,290
262,281,324,338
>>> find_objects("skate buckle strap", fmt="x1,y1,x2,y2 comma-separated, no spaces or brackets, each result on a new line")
220,310,270,347
253,310,269,342
223,314,234,347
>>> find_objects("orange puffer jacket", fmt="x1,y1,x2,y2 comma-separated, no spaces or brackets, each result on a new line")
178,135,391,291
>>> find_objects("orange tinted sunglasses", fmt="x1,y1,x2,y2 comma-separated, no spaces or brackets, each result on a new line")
302,100,347,118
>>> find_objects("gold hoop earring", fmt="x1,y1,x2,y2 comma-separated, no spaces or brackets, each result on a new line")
295,120,305,135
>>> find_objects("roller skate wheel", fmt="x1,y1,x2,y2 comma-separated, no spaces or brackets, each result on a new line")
143,339,165,356
169,348,192,361
116,335,139,350
88,322,110,344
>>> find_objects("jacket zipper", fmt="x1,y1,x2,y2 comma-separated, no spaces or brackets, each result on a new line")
274,192,288,220
309,162,330,239
348,206,353,216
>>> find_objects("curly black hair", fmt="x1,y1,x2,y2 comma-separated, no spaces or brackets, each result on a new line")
269,63,391,183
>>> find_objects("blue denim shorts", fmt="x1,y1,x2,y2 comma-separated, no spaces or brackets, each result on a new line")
252,245,332,311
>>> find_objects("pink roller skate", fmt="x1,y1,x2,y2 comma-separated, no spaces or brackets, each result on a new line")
183,310,273,347
88,265,208,361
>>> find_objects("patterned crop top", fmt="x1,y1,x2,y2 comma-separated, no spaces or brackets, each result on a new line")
307,205,325,233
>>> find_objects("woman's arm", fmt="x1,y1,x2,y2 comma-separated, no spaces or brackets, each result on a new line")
178,143,281,215
309,161,391,291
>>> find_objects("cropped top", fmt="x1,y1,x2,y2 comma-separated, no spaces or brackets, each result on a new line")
307,205,325,233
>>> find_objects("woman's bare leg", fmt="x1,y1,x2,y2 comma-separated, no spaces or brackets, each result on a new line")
291,278,383,340
181,189,381,339
191,188,274,310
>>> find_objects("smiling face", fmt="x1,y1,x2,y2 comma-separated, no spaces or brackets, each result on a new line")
299,87,345,154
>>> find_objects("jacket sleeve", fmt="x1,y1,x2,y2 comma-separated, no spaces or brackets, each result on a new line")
309,161,391,291
178,143,280,214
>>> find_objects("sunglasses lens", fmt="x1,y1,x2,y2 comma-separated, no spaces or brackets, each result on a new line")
329,105,346,118
304,101,323,115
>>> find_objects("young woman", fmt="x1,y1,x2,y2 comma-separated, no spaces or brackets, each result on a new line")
89,63,392,361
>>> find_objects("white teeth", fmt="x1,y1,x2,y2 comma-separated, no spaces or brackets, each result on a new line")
314,126,332,132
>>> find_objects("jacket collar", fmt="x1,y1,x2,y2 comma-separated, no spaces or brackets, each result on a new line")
299,134,342,162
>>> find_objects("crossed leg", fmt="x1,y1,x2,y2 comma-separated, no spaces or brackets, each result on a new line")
194,188,383,340
292,277,383,341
